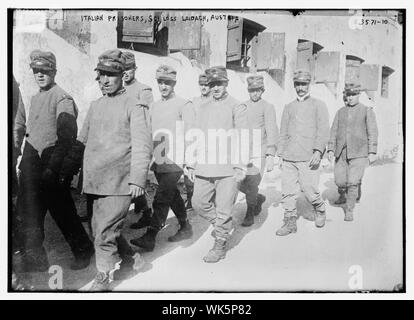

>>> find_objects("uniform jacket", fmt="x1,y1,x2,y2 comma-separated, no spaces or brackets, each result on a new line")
150,93,194,173
14,83,78,174
277,96,329,162
328,102,378,159
243,98,279,175
188,93,248,178
78,88,152,195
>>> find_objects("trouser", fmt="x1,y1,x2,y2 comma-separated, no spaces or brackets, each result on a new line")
184,175,194,202
192,175,239,240
334,148,368,211
17,142,93,260
149,171,187,230
281,160,325,219
89,194,131,273
239,173,262,207
133,194,150,214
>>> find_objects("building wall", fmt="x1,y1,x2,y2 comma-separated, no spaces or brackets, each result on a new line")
12,10,403,159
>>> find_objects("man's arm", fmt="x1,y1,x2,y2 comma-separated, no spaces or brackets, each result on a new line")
129,103,153,189
13,92,26,152
59,104,93,182
327,110,339,153
47,96,78,174
277,105,289,158
313,101,330,155
366,107,379,154
264,103,279,156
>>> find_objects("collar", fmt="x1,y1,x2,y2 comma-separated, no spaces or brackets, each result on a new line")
161,92,175,101
107,87,126,97
347,102,359,108
39,82,56,92
213,92,228,102
124,79,136,87
296,93,310,102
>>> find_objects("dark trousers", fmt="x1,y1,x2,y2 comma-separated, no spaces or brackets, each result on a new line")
239,173,262,207
150,171,187,230
184,175,194,202
16,142,93,260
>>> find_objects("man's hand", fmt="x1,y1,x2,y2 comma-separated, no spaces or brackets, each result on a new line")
327,151,334,163
129,184,145,199
265,155,275,172
368,153,377,165
185,167,195,183
234,167,246,183
309,150,322,168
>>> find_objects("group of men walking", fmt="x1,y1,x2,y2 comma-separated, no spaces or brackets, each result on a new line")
12,48,378,291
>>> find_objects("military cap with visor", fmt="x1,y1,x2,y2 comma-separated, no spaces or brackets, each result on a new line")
95,49,126,73
30,50,56,71
247,75,264,90
122,51,136,70
205,66,228,84
293,69,312,83
343,83,362,95
155,65,177,81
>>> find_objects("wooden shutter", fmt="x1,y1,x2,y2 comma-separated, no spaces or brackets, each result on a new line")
360,64,380,91
314,51,340,83
296,41,313,71
251,32,285,70
226,17,243,62
121,11,154,43
168,12,202,50
345,59,362,83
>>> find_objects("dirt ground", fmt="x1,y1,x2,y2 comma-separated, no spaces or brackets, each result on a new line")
12,162,403,292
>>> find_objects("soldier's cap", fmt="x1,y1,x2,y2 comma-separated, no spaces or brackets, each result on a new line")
95,49,126,73
247,75,264,90
293,69,311,83
122,51,136,70
155,65,177,81
343,83,361,95
198,73,209,85
29,50,56,71
205,66,228,84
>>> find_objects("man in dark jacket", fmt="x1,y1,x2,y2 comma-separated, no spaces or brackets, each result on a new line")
129,65,194,252
328,83,378,221
14,50,93,272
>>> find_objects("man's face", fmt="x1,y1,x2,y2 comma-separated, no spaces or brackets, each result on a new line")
123,68,136,84
248,87,264,102
294,81,310,97
98,71,123,95
157,79,175,98
346,92,360,106
199,84,210,97
209,81,228,100
32,68,56,89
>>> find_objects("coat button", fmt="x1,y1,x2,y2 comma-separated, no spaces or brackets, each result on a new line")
25,133,29,137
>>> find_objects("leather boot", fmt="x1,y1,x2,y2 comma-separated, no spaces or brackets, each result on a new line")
70,247,94,271
203,237,227,263
89,272,111,291
254,194,266,216
168,220,193,242
241,205,255,227
130,208,153,229
334,187,347,205
130,227,158,252
22,248,49,273
275,217,297,236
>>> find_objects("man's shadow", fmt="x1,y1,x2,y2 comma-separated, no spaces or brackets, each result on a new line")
226,185,282,252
